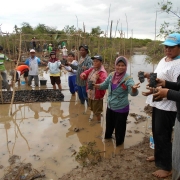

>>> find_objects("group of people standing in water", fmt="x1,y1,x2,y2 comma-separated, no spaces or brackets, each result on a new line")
1,32,180,179
74,33,180,180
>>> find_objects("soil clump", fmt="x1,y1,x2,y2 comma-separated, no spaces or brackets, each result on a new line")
1,155,45,180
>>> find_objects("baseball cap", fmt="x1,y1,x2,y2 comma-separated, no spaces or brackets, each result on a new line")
30,49,35,53
91,55,103,61
79,44,88,50
161,33,180,46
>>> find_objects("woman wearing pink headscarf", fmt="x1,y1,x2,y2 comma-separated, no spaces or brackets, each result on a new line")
95,56,140,146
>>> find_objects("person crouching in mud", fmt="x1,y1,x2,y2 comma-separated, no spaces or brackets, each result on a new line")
94,56,140,146
9,65,29,86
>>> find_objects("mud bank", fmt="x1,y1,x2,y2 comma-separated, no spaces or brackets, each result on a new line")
59,137,171,180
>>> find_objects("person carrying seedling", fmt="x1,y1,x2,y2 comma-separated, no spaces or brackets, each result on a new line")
94,56,140,146
80,55,107,122
140,33,180,178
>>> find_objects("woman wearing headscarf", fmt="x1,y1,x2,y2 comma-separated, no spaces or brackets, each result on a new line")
45,51,62,90
95,56,140,146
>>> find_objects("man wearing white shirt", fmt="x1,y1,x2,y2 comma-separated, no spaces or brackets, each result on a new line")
18,49,46,86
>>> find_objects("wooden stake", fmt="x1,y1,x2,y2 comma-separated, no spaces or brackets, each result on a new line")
10,33,22,115
110,20,113,39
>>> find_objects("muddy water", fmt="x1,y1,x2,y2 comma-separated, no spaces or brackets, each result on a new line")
0,55,156,179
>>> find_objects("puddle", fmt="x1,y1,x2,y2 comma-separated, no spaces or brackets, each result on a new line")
0,55,156,179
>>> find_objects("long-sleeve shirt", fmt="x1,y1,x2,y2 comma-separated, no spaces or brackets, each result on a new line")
99,72,138,111
80,66,107,99
166,75,180,122
64,60,78,76
76,55,92,86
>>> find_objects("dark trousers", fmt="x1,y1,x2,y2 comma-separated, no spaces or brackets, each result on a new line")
152,107,176,171
1,71,10,90
68,75,77,94
77,85,87,104
28,75,39,86
105,107,129,146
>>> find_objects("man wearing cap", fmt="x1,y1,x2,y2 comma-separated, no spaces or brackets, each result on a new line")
18,49,46,86
0,45,14,90
141,33,180,178
80,55,107,121
76,44,92,104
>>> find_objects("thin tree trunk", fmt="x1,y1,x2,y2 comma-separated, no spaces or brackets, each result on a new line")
10,33,22,115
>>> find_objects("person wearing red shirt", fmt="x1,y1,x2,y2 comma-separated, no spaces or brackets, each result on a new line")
10,65,29,86
80,55,107,121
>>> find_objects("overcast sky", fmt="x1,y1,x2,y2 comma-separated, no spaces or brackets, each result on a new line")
0,0,179,40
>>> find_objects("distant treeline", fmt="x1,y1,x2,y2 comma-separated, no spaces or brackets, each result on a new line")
0,22,164,64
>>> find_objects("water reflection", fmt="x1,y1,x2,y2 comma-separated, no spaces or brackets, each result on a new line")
0,55,154,178
48,102,67,123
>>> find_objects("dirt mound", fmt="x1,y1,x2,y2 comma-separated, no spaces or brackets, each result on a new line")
59,137,171,180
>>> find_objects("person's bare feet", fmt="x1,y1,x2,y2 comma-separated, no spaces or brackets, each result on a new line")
146,156,155,162
89,113,93,121
152,170,172,178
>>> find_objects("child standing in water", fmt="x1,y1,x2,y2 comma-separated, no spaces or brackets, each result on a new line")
46,51,62,90
95,56,140,146
80,55,107,121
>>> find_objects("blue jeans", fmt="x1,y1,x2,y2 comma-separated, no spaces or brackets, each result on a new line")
68,75,77,94
77,85,87,104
